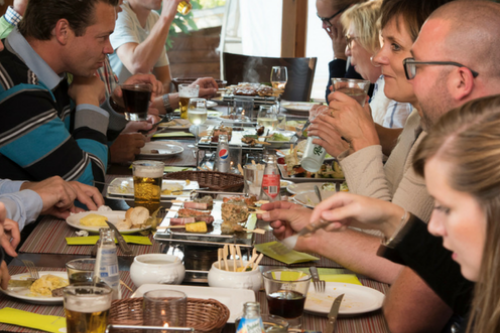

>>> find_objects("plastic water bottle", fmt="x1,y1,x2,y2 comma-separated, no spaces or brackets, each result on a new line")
216,134,230,172
94,228,121,300
259,155,281,202
235,302,265,333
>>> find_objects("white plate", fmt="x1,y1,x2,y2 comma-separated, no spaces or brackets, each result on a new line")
2,271,67,304
207,100,218,108
132,284,256,323
287,182,336,194
66,210,151,234
280,180,294,189
107,178,199,199
305,282,385,316
282,102,316,113
139,142,184,156
293,190,335,208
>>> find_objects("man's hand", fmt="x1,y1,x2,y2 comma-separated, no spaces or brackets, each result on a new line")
20,176,104,218
13,0,29,16
110,133,147,163
68,75,106,106
308,120,350,158
0,260,10,290
258,201,312,241
112,74,164,107
310,192,406,237
309,104,328,121
325,21,347,60
191,77,218,99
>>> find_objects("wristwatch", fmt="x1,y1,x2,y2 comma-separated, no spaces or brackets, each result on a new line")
163,94,174,113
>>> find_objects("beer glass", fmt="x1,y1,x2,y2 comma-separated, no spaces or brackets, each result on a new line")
66,259,96,284
177,1,192,15
132,160,164,215
179,84,199,120
143,289,187,327
63,283,113,333
121,84,152,121
262,269,311,328
331,78,371,107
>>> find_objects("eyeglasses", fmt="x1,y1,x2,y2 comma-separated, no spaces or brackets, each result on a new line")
403,57,479,80
317,5,349,28
345,34,360,49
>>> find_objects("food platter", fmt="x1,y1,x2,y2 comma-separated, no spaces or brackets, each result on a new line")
2,271,68,304
106,178,199,200
66,210,151,234
277,164,344,183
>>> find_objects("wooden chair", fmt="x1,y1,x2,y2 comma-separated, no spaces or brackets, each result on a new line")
222,52,317,102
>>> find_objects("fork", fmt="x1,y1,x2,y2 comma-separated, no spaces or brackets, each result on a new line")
21,260,40,280
309,266,325,293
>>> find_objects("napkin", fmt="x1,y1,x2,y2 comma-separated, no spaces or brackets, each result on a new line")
66,235,152,245
255,241,319,264
164,166,194,172
153,131,194,138
294,268,362,285
0,308,66,333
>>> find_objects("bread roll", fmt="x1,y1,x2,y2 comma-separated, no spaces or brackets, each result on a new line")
126,207,150,228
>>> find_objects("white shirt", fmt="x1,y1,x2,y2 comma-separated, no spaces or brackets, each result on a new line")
109,2,170,83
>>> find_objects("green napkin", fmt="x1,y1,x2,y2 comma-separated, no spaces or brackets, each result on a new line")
66,235,152,245
153,131,194,138
164,166,194,172
255,241,319,264
0,308,66,333
294,268,362,285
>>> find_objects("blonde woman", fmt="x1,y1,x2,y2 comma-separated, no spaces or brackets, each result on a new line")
311,95,500,333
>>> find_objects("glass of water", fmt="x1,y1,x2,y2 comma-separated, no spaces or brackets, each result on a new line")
188,98,208,141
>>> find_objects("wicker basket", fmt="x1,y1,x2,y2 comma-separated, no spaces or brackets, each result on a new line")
164,171,244,192
108,297,230,333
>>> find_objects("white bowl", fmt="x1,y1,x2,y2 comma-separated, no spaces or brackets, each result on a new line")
208,261,262,292
130,254,185,287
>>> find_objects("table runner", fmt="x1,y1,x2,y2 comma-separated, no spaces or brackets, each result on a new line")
0,266,137,333
18,217,163,256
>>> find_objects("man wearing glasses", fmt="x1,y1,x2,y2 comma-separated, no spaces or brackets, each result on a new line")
316,0,368,101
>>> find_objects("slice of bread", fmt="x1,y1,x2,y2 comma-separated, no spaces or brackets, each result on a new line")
126,207,150,228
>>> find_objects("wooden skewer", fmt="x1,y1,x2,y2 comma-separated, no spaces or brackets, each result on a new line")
242,249,258,271
156,225,186,231
218,248,222,270
229,245,236,272
237,164,244,175
120,280,134,292
253,253,264,270
236,245,244,268
223,244,229,271
244,228,266,234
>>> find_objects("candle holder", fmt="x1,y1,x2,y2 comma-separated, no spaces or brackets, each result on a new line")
143,290,187,330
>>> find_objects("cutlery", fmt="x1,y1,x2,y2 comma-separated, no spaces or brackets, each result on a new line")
282,218,331,250
21,260,40,280
138,116,168,135
325,293,345,333
105,221,134,256
309,266,325,293
314,185,323,202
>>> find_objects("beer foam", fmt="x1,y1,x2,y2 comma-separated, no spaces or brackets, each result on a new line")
65,295,111,313
134,167,163,178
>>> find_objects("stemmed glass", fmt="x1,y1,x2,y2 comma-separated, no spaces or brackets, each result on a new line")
270,66,288,111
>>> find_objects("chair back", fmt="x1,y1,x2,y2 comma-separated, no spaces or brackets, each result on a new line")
222,53,317,101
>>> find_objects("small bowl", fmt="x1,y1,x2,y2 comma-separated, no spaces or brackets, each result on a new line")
130,254,185,287
208,261,262,292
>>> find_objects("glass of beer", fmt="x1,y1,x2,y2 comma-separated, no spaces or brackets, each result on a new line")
121,84,152,121
263,269,311,328
63,283,113,333
177,1,192,15
66,259,96,284
179,84,199,120
132,160,164,215
331,78,371,107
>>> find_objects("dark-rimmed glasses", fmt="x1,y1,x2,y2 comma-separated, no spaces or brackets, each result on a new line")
403,57,479,80
317,5,349,27
345,34,360,49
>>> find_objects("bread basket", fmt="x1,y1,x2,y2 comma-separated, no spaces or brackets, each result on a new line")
164,171,244,192
108,297,230,333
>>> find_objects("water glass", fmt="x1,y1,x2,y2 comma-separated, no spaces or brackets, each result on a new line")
132,160,164,215
243,165,265,196
331,78,371,107
229,145,243,172
262,269,311,328
276,114,286,131
66,259,96,285
143,289,187,327
121,84,152,121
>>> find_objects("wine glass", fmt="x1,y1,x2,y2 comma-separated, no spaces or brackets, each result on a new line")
187,98,208,142
257,105,278,136
270,66,288,112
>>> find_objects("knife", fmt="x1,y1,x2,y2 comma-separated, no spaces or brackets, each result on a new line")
325,293,344,333
105,221,133,256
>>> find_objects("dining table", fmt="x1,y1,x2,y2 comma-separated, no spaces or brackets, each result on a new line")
0,103,390,333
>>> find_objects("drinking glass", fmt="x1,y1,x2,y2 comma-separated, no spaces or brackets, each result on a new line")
177,0,192,15
229,145,242,173
63,283,113,333
257,106,278,135
276,114,286,131
271,66,288,112
121,84,152,121
233,97,254,121
132,160,164,216
66,259,96,284
188,98,208,141
262,269,311,328
243,164,265,196
179,84,199,119
331,78,371,107
143,289,187,327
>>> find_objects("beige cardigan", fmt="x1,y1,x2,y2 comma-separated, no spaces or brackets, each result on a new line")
339,109,434,222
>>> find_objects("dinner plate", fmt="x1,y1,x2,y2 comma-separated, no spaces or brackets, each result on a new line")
131,284,256,323
157,119,191,130
277,164,343,183
305,282,385,316
207,100,218,108
281,101,316,113
293,190,336,208
2,271,67,304
287,182,336,194
139,142,184,156
107,178,199,199
280,179,294,189
66,210,151,234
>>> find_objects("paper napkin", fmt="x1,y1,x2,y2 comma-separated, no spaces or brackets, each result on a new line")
66,235,152,245
294,268,362,285
0,308,66,333
153,131,194,138
255,241,319,265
